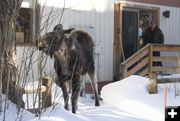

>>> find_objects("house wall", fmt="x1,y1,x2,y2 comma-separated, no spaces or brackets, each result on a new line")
16,46,55,83
17,0,180,82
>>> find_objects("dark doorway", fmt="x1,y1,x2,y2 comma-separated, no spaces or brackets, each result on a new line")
122,10,138,59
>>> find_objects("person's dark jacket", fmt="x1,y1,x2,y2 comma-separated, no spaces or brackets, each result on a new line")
142,25,164,66
143,25,164,46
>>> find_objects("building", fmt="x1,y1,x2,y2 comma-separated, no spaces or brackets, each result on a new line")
16,0,180,84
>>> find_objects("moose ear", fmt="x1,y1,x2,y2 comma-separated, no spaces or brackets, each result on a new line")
53,24,63,32
64,37,73,48
63,28,75,34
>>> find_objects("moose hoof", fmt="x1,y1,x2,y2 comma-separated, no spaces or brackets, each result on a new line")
95,102,100,106
64,106,69,111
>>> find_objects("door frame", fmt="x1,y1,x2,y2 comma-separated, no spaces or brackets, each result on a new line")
113,2,160,80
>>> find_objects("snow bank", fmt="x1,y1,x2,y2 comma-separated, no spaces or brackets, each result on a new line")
29,107,87,121
101,75,180,121
1,75,180,121
0,95,34,121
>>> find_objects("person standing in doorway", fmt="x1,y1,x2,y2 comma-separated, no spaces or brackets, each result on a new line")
142,20,164,66
138,20,145,50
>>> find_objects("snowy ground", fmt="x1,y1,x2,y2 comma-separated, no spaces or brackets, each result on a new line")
0,75,180,121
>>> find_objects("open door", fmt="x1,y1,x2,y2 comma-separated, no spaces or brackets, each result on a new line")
122,10,138,59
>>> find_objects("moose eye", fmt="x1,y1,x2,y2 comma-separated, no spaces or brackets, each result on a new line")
60,47,65,52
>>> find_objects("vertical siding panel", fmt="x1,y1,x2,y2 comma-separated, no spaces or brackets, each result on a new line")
175,8,179,42
105,0,113,81
170,7,175,44
109,0,114,81
97,2,103,81
108,0,113,81
105,0,108,80
172,7,176,43
95,1,102,80
92,0,101,81
104,0,110,81
99,1,105,81
103,0,107,81
178,9,180,42
106,0,110,80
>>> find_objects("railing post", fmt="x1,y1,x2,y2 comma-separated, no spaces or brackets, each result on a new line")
42,77,52,108
148,72,158,94
120,64,127,79
148,45,153,77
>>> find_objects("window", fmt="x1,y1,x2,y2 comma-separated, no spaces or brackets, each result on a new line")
16,0,39,45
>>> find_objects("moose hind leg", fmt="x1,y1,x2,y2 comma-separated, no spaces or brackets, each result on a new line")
88,72,100,106
71,75,81,114
60,80,70,110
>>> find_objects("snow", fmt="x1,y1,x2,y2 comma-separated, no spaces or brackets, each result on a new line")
1,75,180,121
102,75,164,121
0,97,34,121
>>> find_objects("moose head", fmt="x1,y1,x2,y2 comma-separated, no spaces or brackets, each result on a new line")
36,24,75,75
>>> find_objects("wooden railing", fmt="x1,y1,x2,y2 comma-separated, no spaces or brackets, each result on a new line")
121,44,180,78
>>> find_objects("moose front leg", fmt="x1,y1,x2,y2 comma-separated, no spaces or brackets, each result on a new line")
71,75,81,114
60,80,70,110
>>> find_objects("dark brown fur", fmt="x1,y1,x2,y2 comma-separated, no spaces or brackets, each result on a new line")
36,29,100,113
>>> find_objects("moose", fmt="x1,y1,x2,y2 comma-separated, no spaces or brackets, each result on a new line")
36,24,100,113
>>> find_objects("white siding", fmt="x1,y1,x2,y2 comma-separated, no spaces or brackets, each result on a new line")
160,6,180,44
16,47,55,82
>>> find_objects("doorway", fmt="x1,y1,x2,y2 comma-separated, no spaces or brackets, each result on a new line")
122,10,138,59
113,3,160,80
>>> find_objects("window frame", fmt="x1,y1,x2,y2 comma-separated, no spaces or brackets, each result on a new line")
16,0,40,46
